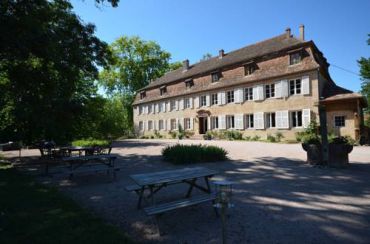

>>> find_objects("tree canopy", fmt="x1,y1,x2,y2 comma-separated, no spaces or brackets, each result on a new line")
358,34,370,124
0,0,111,143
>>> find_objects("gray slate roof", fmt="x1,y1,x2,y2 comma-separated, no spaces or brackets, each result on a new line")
141,33,305,90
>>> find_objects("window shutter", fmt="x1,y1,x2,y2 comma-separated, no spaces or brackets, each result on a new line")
221,92,226,105
206,94,210,107
207,117,211,130
302,76,310,95
276,111,282,128
253,86,264,101
164,119,167,130
281,110,289,129
155,104,159,113
162,102,166,112
218,115,226,129
194,96,200,108
275,81,282,98
281,80,289,97
167,119,171,130
235,114,244,129
253,86,259,101
179,99,184,110
302,109,311,128
234,88,243,103
175,100,179,110
151,104,155,114
189,97,193,108
190,117,194,130
166,101,171,112
258,85,264,100
254,112,265,129
217,93,222,105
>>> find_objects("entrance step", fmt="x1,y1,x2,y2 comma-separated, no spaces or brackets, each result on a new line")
189,134,204,140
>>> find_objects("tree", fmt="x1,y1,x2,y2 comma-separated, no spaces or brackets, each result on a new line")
99,36,180,130
358,34,370,125
0,0,110,144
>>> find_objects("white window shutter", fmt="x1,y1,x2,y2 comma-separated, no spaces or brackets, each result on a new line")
218,115,226,129
164,119,167,130
167,101,171,112
189,97,193,108
234,88,243,103
179,99,184,110
235,114,244,129
217,93,222,105
207,117,211,130
194,96,200,108
220,92,226,105
282,110,289,129
302,76,310,95
254,112,265,129
275,81,282,98
167,119,171,130
206,95,210,107
302,109,311,128
190,117,194,129
258,85,264,100
281,80,289,97
151,104,155,114
253,86,262,101
155,104,159,113
175,100,179,110
175,118,179,130
276,111,282,128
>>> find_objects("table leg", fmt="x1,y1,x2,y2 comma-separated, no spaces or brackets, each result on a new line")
205,176,211,193
137,187,145,209
149,185,155,205
186,178,197,198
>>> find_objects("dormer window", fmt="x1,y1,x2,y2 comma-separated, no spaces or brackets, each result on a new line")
160,86,167,96
289,52,302,65
140,91,146,100
211,71,221,82
185,79,194,89
244,63,256,76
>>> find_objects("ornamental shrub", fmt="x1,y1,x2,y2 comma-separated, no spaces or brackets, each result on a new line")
72,139,110,147
162,144,228,164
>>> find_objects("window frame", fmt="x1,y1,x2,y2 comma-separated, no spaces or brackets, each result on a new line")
210,116,219,130
158,120,164,130
200,95,207,107
226,90,235,104
289,78,302,96
184,98,191,109
211,72,221,82
184,118,191,130
160,87,167,96
170,100,176,111
226,115,235,129
211,93,218,105
334,115,345,127
148,120,153,131
265,83,275,99
289,52,302,65
266,112,276,128
244,64,255,76
140,91,146,100
245,114,254,129
170,119,177,130
185,79,194,89
139,121,144,131
244,87,253,101
291,110,303,128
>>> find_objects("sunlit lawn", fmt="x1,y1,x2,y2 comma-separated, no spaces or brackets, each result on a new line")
0,160,132,244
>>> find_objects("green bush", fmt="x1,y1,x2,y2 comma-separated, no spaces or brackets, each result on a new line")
178,125,185,139
275,132,284,142
295,121,321,145
266,134,276,142
154,130,163,139
251,135,260,141
244,136,251,141
72,139,110,147
224,130,243,140
169,131,177,139
162,144,228,164
203,131,213,140
184,130,194,138
328,135,356,145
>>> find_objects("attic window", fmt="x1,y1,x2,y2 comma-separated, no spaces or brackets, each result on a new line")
160,86,167,96
289,52,302,65
211,71,221,82
185,79,194,89
244,64,256,76
140,91,146,100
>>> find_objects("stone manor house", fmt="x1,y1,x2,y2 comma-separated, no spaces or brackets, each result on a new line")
132,26,367,141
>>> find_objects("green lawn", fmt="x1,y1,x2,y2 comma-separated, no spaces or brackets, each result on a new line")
0,160,132,244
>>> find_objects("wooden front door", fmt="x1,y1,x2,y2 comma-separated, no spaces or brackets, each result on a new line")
199,117,208,134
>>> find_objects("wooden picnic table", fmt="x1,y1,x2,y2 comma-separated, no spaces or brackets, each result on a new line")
59,146,95,157
129,166,217,209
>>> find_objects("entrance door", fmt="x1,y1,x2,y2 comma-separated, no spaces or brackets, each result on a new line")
199,117,208,134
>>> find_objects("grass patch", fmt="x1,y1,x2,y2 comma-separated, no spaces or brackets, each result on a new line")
0,165,131,243
162,144,228,164
72,139,111,147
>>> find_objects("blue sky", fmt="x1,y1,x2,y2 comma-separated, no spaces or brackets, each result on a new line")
71,0,369,92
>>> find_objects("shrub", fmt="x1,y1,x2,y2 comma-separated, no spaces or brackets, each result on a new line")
203,131,213,140
224,130,243,140
178,124,185,139
328,135,355,145
72,139,110,147
162,144,228,164
154,130,163,139
251,135,260,141
184,131,194,138
266,134,276,142
275,132,284,142
169,131,177,139
295,121,321,145
244,136,251,141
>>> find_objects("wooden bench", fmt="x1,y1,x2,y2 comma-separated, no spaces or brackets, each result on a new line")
143,193,217,216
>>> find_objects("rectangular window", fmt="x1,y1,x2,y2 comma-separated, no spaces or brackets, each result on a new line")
185,79,194,89
290,52,301,65
148,104,152,114
139,106,143,115
160,87,167,96
211,72,220,82
245,114,254,129
244,65,255,76
140,91,146,99
211,116,219,130
170,119,177,130
265,84,275,98
184,98,191,109
170,100,176,111
200,95,207,107
289,78,302,95
159,120,164,130
139,121,144,131
266,112,276,128
148,121,153,130
334,116,345,127
244,87,253,101
291,111,303,127
184,118,191,130
211,93,218,105
226,115,235,129
158,103,163,112
226,90,234,103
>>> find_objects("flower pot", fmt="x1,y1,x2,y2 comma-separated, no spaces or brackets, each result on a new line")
328,144,353,168
302,143,322,165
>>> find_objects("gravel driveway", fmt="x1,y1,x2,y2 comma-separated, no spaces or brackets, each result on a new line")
5,139,370,243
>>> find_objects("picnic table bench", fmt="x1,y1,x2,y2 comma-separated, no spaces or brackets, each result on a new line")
61,154,117,179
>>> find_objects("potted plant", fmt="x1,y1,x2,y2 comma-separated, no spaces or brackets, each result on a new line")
297,122,322,165
327,136,354,168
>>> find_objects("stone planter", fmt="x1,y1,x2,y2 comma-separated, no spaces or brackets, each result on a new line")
328,144,353,168
302,143,322,165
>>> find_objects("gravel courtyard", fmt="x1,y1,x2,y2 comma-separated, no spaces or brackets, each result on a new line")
5,139,370,243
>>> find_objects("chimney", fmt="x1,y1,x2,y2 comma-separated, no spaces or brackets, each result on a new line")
182,59,189,72
285,27,291,38
299,24,305,41
219,49,225,59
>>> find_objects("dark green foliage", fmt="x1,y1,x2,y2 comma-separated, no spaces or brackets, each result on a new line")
0,166,131,243
358,34,370,125
328,136,356,146
169,131,177,139
266,134,276,142
162,144,228,164
275,132,284,142
0,0,111,144
177,124,185,139
72,139,111,147
296,121,321,145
